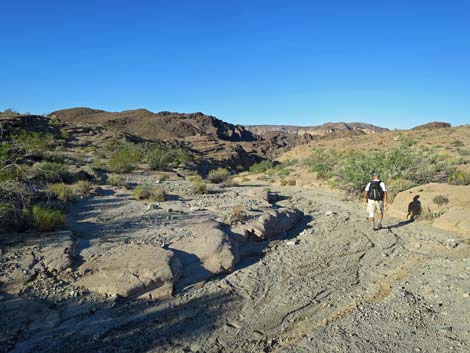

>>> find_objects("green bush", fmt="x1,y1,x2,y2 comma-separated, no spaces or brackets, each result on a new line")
133,184,166,202
33,161,70,182
304,149,337,179
32,205,65,231
304,144,455,195
387,179,417,201
11,131,53,152
108,150,135,173
48,183,74,203
249,160,274,174
144,146,171,170
448,170,470,185
107,174,128,187
208,168,230,183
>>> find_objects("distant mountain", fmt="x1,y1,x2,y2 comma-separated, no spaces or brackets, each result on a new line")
412,122,451,130
50,108,259,142
245,122,388,136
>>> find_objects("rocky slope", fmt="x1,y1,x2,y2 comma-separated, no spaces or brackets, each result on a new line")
245,122,388,136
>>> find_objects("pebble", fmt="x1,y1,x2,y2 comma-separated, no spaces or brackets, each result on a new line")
447,239,459,249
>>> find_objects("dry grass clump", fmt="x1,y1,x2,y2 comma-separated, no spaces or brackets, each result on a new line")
133,184,166,202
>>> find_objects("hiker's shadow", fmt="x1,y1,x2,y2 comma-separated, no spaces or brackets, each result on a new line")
387,219,414,230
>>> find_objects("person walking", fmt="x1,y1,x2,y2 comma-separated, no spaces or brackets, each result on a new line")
364,172,388,230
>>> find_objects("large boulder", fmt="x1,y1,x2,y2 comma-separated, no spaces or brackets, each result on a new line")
233,207,303,240
389,183,470,235
78,244,182,300
170,221,239,287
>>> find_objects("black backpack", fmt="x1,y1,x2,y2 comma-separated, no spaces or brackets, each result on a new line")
368,180,384,201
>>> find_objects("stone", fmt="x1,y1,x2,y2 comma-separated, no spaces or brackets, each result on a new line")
234,208,303,240
171,221,239,274
446,239,459,249
77,244,182,299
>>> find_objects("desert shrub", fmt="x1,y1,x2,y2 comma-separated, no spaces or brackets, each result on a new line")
108,150,136,173
11,131,53,152
304,149,337,179
249,160,274,174
280,178,288,186
189,177,208,194
173,148,191,166
432,195,449,206
225,204,247,225
75,180,92,196
457,148,470,156
107,174,128,187
448,170,470,185
32,205,65,231
133,184,166,202
418,207,444,222
287,179,296,186
0,180,33,208
33,161,70,182
0,202,18,232
0,202,32,232
208,168,230,183
223,177,239,187
451,140,465,147
48,183,74,203
144,146,171,170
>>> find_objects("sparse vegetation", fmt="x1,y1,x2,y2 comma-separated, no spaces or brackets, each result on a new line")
47,183,74,203
133,184,166,202
225,204,247,225
249,160,274,174
433,195,449,206
144,146,171,171
109,150,136,173
448,170,470,185
208,168,230,183
189,176,208,194
32,205,65,231
33,161,70,182
75,180,92,196
304,144,457,195
419,207,445,222
107,174,128,187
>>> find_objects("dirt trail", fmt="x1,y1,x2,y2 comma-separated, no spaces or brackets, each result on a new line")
8,185,470,353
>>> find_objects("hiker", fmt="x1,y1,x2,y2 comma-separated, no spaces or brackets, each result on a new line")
364,172,388,230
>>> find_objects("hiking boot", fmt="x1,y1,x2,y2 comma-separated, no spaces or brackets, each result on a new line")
376,223,382,230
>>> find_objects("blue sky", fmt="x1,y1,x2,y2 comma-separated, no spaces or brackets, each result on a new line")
1,0,469,129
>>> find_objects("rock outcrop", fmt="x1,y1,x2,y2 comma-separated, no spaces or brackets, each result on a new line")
78,244,182,300
170,221,240,288
389,183,470,235
233,207,303,240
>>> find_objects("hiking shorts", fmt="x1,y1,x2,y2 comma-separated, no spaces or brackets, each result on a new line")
367,199,384,216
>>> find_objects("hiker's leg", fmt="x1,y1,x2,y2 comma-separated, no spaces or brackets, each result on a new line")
377,212,383,224
367,200,375,224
